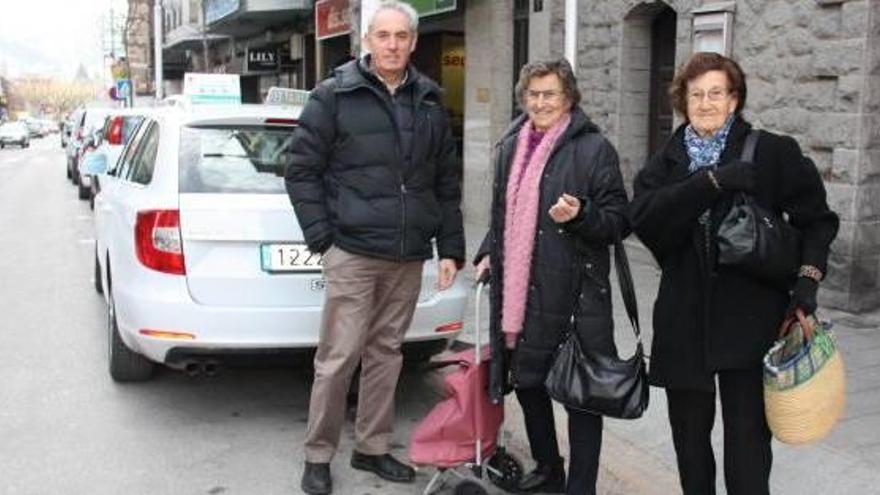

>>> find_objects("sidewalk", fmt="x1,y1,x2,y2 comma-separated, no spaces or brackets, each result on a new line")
457,220,880,494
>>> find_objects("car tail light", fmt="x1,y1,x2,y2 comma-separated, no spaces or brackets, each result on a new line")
107,116,124,145
435,321,464,333
135,210,186,275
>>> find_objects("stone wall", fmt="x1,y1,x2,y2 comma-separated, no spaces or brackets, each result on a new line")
731,0,876,311
460,0,877,312
568,0,877,313
462,0,514,232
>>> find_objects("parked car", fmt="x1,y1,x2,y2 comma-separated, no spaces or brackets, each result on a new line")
39,119,58,136
66,108,112,184
0,122,30,148
65,109,86,178
61,115,76,148
24,119,43,138
77,109,147,202
92,103,468,381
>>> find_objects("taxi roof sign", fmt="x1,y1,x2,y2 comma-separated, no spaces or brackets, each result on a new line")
183,73,241,105
265,87,310,107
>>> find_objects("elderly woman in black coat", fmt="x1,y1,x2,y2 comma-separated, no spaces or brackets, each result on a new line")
473,59,628,495
629,52,839,495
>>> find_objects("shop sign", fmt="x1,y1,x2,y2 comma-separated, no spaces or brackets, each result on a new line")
402,0,456,18
247,47,279,72
316,0,351,40
205,0,240,24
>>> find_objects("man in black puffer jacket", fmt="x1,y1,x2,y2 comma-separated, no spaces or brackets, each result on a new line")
285,2,464,494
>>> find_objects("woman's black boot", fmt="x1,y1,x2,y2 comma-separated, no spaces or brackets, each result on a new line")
517,458,566,493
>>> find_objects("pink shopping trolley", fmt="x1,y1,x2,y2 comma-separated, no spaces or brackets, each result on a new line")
409,276,523,495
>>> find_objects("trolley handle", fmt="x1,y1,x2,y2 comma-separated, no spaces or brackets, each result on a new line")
476,268,491,287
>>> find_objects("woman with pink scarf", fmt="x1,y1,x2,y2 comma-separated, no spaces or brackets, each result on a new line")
473,59,629,495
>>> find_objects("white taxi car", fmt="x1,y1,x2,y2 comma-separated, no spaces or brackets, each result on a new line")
93,102,467,381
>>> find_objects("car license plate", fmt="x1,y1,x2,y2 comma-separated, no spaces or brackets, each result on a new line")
261,243,323,273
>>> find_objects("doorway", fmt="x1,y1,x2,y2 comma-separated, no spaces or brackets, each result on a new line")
619,3,677,186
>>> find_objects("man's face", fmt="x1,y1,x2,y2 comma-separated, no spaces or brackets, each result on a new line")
364,8,417,75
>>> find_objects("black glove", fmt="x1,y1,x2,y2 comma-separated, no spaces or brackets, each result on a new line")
788,276,819,316
713,160,757,193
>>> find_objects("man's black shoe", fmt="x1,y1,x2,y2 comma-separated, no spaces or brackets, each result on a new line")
301,462,332,495
517,459,566,493
350,451,415,483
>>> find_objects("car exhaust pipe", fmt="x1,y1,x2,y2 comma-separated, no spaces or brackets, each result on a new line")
203,360,222,378
183,360,203,378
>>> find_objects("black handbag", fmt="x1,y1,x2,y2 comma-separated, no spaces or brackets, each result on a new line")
717,130,801,285
543,239,649,419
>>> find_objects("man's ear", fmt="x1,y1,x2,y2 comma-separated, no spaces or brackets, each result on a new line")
362,34,372,54
409,34,418,53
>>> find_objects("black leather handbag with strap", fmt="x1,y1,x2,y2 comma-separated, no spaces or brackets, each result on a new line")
716,130,801,286
543,239,649,419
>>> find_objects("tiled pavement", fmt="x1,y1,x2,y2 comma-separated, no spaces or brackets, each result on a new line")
453,221,880,494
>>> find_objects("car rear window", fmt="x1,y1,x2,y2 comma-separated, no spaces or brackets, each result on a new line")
178,125,294,194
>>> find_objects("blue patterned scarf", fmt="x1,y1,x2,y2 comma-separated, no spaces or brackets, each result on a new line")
684,114,735,172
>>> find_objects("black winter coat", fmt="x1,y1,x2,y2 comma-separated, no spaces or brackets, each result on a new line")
476,108,629,402
285,57,464,263
629,117,839,391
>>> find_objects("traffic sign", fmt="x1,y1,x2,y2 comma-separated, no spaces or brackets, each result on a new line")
115,79,132,101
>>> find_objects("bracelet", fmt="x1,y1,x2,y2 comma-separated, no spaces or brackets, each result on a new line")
798,265,823,282
707,170,722,191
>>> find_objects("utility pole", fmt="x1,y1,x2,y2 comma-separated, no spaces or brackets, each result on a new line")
201,0,209,70
110,2,115,57
154,0,163,99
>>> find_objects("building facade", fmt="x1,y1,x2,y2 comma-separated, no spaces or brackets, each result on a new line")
124,0,157,99
461,0,879,315
124,0,879,314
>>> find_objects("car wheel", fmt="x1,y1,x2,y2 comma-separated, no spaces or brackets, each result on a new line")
66,161,72,179
94,250,103,295
487,447,524,492
77,180,89,200
72,169,80,185
107,285,155,382
0,143,4,149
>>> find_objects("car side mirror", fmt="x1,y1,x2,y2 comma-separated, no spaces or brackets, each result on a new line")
83,153,108,176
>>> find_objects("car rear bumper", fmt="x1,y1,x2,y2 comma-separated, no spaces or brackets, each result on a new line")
113,278,468,364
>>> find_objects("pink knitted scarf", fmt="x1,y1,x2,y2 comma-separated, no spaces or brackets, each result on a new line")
502,113,571,349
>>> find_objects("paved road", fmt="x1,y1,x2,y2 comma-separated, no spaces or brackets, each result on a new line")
0,139,499,495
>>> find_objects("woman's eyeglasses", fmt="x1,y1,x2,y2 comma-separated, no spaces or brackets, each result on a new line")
525,90,563,102
687,88,730,103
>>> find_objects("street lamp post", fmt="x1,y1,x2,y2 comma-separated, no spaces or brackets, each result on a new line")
154,0,164,100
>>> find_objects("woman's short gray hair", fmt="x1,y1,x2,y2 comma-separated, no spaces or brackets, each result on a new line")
514,58,581,108
367,0,420,34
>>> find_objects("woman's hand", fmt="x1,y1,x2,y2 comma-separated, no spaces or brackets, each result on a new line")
549,193,581,223
788,276,819,316
475,255,491,283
